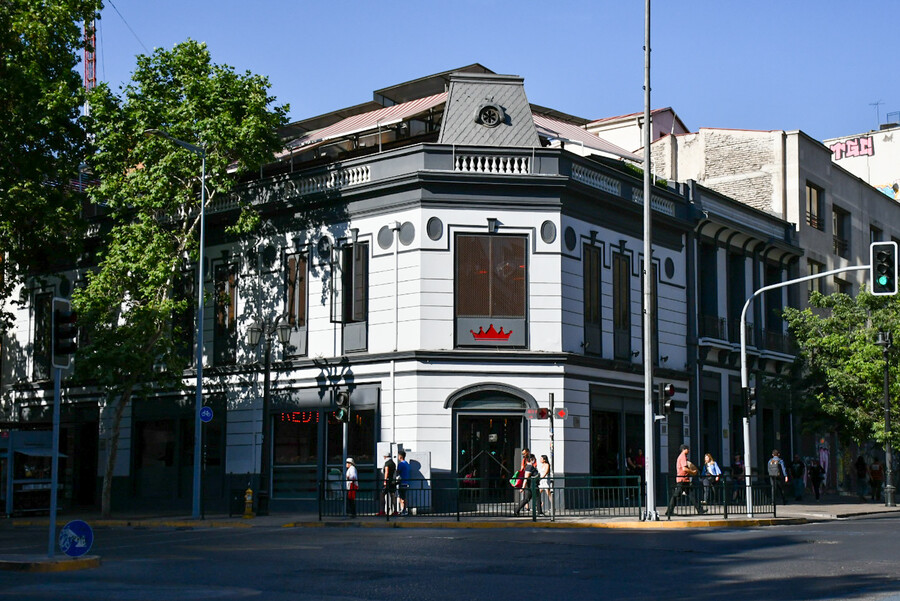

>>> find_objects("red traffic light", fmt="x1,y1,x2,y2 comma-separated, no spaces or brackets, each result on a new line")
554,407,568,419
537,408,550,419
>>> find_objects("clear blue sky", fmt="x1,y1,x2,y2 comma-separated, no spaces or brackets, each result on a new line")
94,1,898,142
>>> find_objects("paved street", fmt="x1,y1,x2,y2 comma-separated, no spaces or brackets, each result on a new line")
2,512,900,600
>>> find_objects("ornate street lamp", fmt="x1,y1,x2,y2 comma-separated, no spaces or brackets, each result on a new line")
247,316,291,514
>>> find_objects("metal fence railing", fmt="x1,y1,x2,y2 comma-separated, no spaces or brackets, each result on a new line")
664,475,778,519
318,475,644,522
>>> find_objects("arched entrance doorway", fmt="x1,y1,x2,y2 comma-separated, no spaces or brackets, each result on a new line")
446,384,538,488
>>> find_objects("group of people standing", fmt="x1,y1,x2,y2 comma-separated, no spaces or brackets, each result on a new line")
343,450,412,519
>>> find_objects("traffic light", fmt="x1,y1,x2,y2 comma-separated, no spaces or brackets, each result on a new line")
657,383,675,416
52,298,77,369
744,387,758,417
335,390,350,422
537,408,550,419
871,241,898,296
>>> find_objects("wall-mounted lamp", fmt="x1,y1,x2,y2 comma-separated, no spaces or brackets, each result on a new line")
487,217,499,233
619,239,628,252
631,350,640,357
660,355,669,363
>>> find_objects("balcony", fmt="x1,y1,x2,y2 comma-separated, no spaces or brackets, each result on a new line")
698,314,727,340
807,213,824,231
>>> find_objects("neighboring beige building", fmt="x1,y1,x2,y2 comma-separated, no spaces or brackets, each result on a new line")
824,124,900,201
652,126,900,305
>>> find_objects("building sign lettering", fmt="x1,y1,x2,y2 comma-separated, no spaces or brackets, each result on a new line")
830,136,874,160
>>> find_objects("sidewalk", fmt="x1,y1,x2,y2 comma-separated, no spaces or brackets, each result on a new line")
4,492,897,532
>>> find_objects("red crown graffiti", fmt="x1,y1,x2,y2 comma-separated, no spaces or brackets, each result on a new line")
470,324,513,341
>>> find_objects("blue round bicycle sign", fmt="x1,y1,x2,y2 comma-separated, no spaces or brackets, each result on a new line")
59,520,93,557
200,406,213,423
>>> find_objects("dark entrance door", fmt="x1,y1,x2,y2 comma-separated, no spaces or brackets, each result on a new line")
457,414,522,487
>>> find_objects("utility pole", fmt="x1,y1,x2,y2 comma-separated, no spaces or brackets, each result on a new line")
642,0,658,521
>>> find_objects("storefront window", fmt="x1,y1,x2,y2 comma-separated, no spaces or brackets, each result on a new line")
273,411,319,466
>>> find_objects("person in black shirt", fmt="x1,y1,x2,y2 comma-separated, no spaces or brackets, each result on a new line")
514,454,539,517
379,452,397,516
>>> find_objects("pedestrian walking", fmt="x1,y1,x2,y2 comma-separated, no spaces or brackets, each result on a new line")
767,450,789,505
869,457,884,502
538,454,552,515
731,454,745,502
397,451,411,516
380,451,397,516
665,445,706,518
855,455,869,502
345,457,358,518
514,454,539,517
808,458,824,501
700,453,722,504
790,454,806,501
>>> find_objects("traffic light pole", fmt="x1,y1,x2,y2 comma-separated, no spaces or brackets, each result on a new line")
740,264,867,516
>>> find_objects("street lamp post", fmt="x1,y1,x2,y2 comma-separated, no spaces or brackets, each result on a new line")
877,331,896,507
143,128,206,519
247,317,291,515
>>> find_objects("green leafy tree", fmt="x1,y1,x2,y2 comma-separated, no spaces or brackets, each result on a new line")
76,40,287,516
0,0,101,327
784,290,900,449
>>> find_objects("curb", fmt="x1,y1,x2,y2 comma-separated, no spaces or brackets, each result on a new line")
280,517,811,529
0,554,101,573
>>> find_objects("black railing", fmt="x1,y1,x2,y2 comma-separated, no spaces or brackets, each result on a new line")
698,314,727,340
318,475,643,521
664,475,777,518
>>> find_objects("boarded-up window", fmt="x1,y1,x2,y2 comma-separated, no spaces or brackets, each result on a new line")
456,235,526,318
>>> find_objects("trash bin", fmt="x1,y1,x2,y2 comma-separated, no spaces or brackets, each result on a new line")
257,490,269,516
229,489,244,517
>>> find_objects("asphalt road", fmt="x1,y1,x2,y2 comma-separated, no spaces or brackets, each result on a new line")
2,517,900,600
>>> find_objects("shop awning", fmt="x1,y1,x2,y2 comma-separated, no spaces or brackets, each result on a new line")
14,448,67,457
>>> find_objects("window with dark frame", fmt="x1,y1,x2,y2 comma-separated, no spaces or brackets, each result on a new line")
583,244,602,355
286,253,307,328
456,235,526,319
213,262,238,366
832,207,850,258
808,259,825,295
341,242,368,324
806,182,824,230
612,252,631,360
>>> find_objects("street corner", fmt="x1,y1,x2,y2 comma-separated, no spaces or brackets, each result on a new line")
0,554,101,573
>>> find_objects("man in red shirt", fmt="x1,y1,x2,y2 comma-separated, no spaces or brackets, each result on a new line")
665,444,706,519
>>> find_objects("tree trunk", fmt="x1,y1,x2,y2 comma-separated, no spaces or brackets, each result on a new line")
100,384,134,518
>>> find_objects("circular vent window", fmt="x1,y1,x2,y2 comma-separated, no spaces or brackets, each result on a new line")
474,102,505,128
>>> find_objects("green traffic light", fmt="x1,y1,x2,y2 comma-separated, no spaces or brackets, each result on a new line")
879,275,889,286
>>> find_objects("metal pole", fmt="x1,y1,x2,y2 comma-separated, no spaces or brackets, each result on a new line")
192,151,206,519
642,0,658,521
261,332,272,509
48,367,61,557
549,393,555,522
882,333,896,506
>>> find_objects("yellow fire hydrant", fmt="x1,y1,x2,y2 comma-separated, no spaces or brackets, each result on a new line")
243,487,255,519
